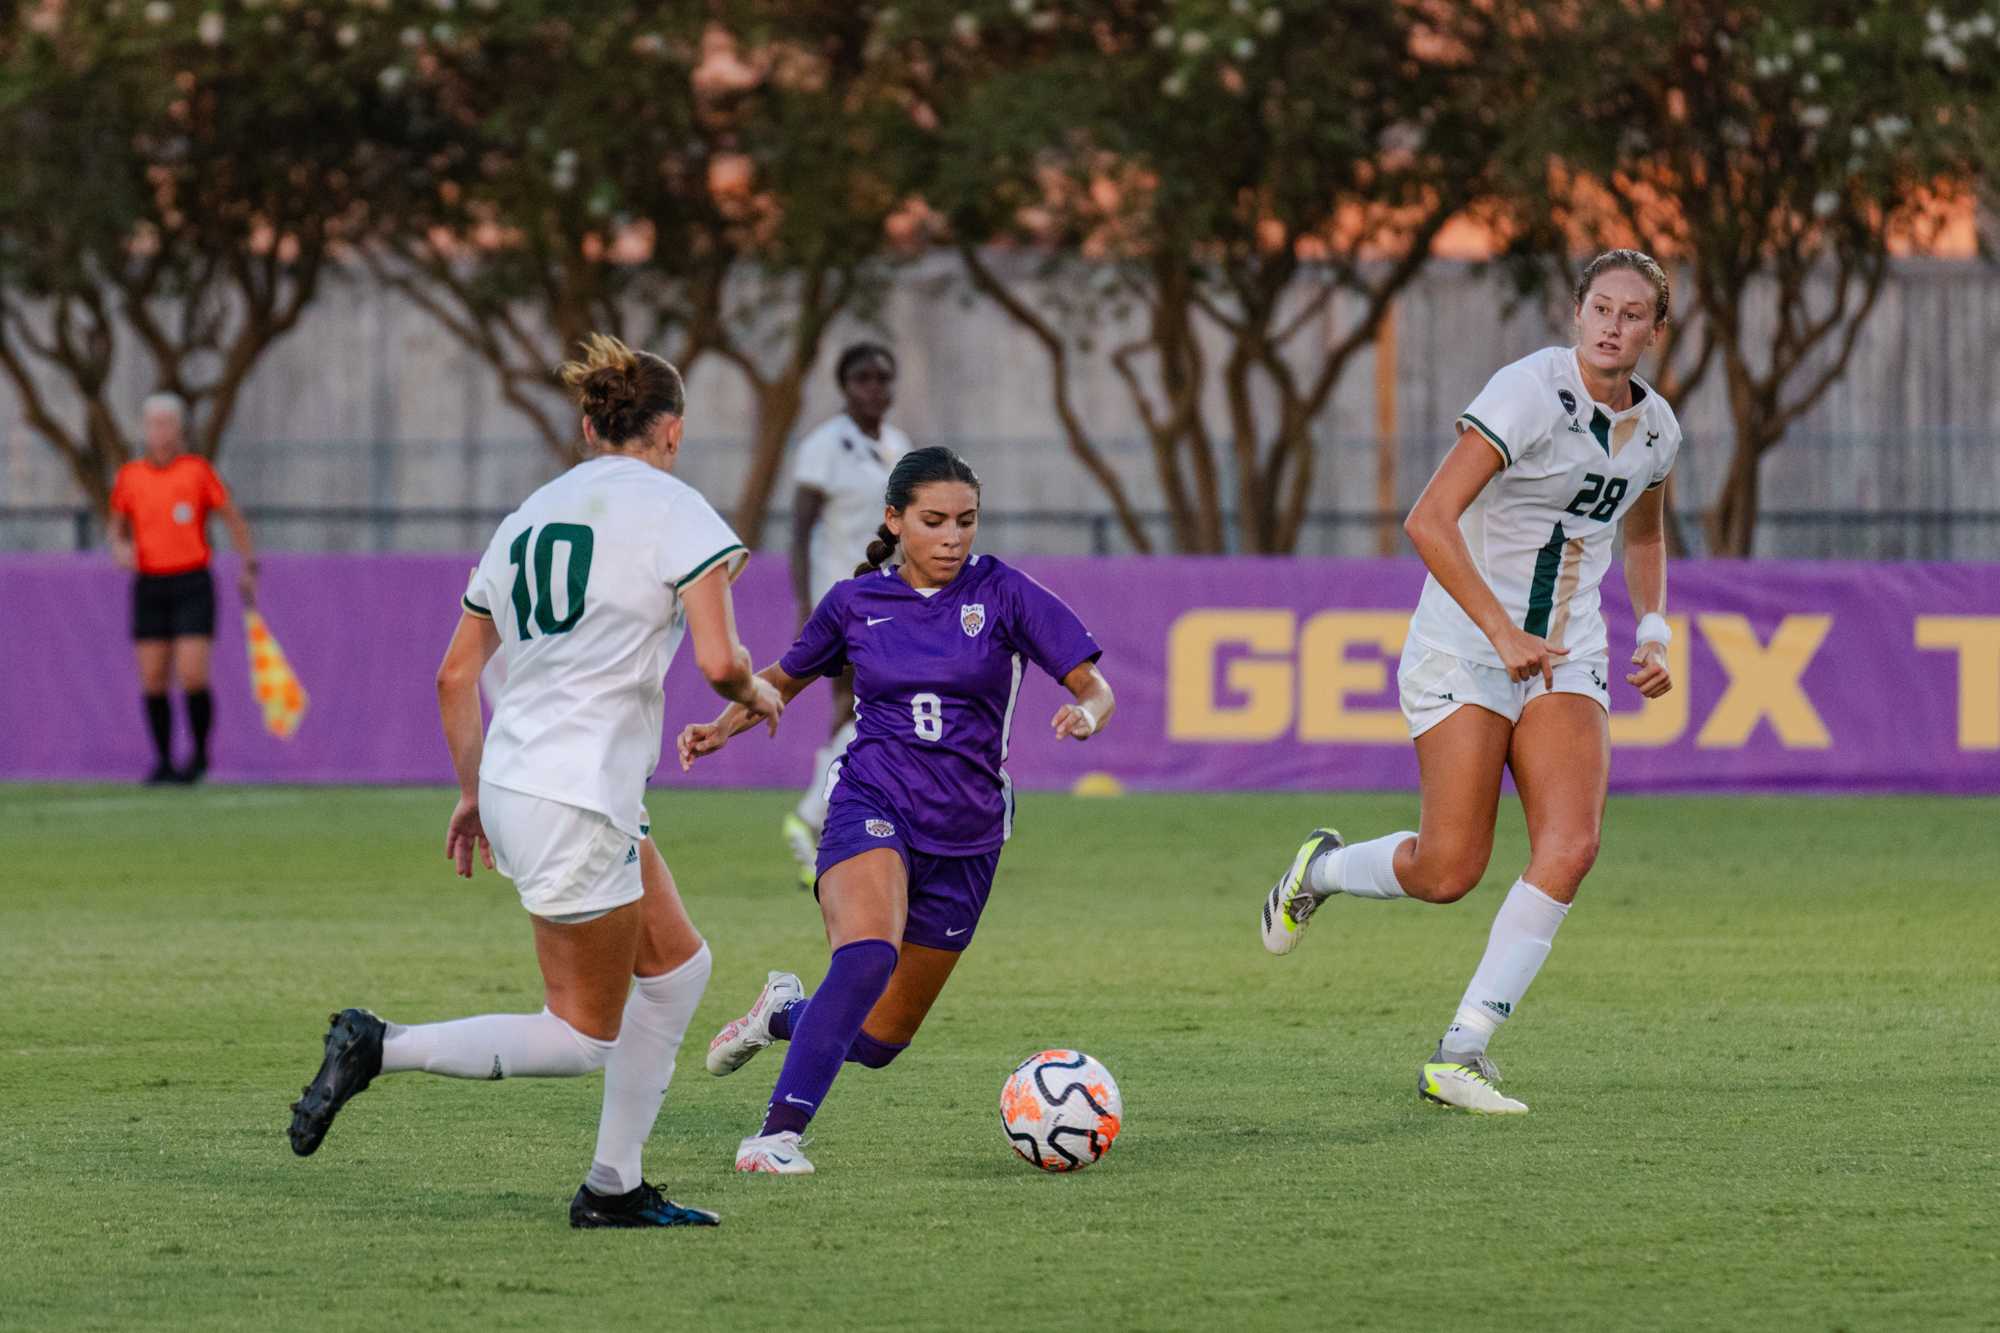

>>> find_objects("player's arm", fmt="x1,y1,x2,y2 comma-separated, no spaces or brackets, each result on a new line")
1403,429,1566,688
435,609,501,877
790,484,827,624
1051,661,1114,741
216,492,260,602
1620,482,1673,699
681,562,784,723
107,511,136,570
678,662,816,769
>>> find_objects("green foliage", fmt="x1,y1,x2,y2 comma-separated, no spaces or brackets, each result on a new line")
1499,0,2000,554
0,2,417,502
2,785,1996,1328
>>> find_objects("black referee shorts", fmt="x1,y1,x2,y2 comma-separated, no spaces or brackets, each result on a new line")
132,568,217,641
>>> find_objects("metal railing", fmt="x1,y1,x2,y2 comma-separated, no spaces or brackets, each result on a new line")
6,503,1999,559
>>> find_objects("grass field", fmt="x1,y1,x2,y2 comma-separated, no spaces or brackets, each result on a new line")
2,785,1995,1331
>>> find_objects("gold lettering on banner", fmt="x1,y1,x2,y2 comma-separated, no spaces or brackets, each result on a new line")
1607,615,1691,747
1167,610,1295,740
1297,612,1409,743
1695,614,1833,749
1914,616,2000,750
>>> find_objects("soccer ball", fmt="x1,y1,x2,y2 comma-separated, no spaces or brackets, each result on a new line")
1000,1049,1123,1173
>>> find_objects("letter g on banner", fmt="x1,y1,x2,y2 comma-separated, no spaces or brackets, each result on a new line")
1168,610,1294,740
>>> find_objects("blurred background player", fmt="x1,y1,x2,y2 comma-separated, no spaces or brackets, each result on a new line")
781,342,911,887
286,335,783,1229
106,393,259,784
1258,250,1681,1115
680,447,1114,1175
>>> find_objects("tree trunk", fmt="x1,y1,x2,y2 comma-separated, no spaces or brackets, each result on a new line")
1707,434,1766,558
733,374,806,547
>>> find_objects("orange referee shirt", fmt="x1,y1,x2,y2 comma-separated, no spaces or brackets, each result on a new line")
109,454,232,576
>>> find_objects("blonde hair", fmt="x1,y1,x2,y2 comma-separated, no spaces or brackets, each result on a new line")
556,333,686,446
1575,249,1670,326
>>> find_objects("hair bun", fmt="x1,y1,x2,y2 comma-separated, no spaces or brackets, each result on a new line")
556,332,686,447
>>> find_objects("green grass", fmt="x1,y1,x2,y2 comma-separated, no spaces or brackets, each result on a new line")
2,786,1995,1331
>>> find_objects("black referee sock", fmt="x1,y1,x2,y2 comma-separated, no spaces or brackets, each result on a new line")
185,689,213,766
143,694,173,765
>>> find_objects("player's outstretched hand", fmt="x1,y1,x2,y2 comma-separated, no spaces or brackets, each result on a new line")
677,722,728,770
1626,642,1673,698
1052,703,1096,742
445,794,494,878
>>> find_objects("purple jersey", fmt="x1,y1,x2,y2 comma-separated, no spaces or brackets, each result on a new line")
779,554,1100,856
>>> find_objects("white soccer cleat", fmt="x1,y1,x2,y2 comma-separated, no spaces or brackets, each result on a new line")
735,1130,814,1175
780,814,818,891
1260,827,1343,956
705,970,804,1076
1419,1047,1529,1114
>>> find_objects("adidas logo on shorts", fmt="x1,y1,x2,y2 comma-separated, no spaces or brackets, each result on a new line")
625,843,638,865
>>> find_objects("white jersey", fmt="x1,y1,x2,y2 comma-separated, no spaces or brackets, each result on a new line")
1409,346,1681,668
790,412,910,602
462,455,746,836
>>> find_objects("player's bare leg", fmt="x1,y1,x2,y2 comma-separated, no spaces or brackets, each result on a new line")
1423,693,1607,1114
1262,703,1509,954
736,849,906,1174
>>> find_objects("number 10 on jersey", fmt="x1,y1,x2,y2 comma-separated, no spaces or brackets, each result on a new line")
507,523,594,639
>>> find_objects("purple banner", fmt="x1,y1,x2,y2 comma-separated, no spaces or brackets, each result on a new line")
4,553,1997,793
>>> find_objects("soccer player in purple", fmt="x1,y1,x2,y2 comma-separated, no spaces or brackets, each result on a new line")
676,446,1114,1175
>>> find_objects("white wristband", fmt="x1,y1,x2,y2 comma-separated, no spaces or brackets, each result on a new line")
1635,613,1672,649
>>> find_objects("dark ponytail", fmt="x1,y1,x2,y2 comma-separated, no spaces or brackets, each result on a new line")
854,446,981,576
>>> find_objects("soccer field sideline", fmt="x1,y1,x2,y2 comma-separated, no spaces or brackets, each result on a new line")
2,785,1996,1331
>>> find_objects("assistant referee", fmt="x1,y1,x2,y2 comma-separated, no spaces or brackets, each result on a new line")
107,394,259,783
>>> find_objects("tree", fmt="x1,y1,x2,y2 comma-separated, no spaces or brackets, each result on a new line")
373,2,911,543
0,5,409,511
892,0,1531,553
1505,0,2000,555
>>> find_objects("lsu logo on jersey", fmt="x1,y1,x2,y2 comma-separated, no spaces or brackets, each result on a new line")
865,819,896,838
961,603,986,637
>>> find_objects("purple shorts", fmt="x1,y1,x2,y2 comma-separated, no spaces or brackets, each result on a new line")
815,793,1001,953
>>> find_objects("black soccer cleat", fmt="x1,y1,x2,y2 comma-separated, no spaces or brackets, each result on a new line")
288,1007,386,1157
568,1181,721,1229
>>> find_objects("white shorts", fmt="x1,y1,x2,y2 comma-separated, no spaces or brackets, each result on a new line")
479,781,644,921
1397,638,1610,739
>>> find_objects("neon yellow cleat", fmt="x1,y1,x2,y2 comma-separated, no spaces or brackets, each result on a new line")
1259,828,1342,956
1419,1046,1528,1114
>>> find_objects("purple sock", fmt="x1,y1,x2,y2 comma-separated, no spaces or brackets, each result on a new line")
845,1031,907,1069
769,997,806,1041
761,939,898,1136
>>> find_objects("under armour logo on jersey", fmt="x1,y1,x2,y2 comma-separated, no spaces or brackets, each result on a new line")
1557,389,1577,414
960,603,986,637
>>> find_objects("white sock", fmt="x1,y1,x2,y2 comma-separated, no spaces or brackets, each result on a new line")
585,942,713,1196
380,1007,613,1079
794,720,857,833
1442,879,1570,1056
1309,831,1414,899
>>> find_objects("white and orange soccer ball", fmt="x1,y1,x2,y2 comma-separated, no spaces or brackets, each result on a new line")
1000,1049,1122,1173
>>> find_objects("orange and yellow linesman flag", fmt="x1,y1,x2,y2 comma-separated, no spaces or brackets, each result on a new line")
244,609,309,739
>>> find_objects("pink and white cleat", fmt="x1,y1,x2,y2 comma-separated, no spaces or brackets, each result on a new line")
704,970,804,1076
735,1130,814,1175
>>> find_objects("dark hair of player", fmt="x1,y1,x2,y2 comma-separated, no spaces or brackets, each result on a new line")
856,446,981,576
835,341,896,387
1574,249,1670,326
556,333,686,445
